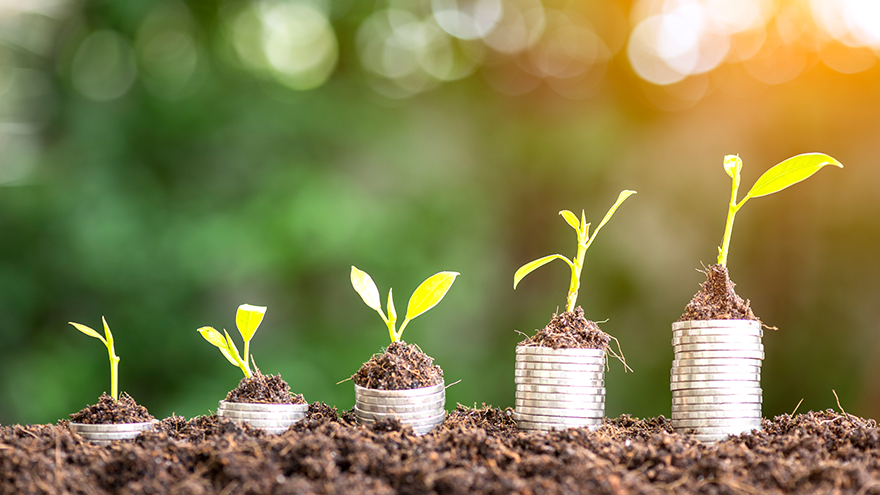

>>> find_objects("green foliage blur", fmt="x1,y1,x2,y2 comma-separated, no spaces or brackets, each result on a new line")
1,0,880,426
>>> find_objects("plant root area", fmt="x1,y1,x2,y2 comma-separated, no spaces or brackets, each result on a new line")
3,406,880,494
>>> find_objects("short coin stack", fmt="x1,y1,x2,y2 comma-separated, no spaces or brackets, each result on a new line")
69,420,157,444
513,346,606,431
217,400,308,434
671,320,763,443
354,382,446,435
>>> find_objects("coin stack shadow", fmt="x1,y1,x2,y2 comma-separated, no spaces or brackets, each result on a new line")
217,400,309,434
354,382,446,436
671,320,763,443
513,346,606,431
69,420,157,444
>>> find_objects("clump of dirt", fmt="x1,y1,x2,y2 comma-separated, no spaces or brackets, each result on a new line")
519,306,611,349
69,392,154,424
225,372,306,404
442,403,518,434
352,341,443,390
679,264,759,321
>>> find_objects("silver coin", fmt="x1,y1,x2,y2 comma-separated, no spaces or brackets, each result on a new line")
515,377,607,387
354,406,445,421
516,405,604,417
355,399,445,413
515,361,606,372
670,380,760,391
673,343,764,352
354,393,445,406
354,382,445,398
673,417,763,428
516,397,606,409
670,373,761,382
73,431,151,441
674,350,765,360
672,358,763,368
513,411,604,425
357,412,446,427
516,419,602,432
516,346,606,358
672,403,762,413
218,410,306,421
672,387,762,397
671,409,762,420
69,421,156,433
222,418,300,428
516,354,608,365
218,400,309,413
671,365,762,375
672,328,763,338
514,368,606,379
516,384,606,395
671,335,763,345
674,424,762,435
672,395,762,406
672,320,761,330
515,392,606,404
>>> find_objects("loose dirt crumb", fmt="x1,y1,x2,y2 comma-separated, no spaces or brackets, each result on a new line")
225,373,306,404
352,341,443,390
519,306,611,350
69,392,154,424
679,264,759,321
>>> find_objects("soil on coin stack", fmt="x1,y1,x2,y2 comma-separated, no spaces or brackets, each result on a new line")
352,341,443,390
519,306,611,350
69,392,154,424
679,264,759,321
225,372,306,404
8,405,880,493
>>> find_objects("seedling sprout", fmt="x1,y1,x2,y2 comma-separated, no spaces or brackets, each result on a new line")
351,266,458,343
69,317,120,401
716,153,842,267
197,304,267,378
514,190,636,313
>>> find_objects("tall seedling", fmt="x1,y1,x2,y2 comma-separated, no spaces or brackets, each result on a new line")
69,317,120,401
351,266,458,343
514,190,636,313
716,153,842,267
197,304,267,378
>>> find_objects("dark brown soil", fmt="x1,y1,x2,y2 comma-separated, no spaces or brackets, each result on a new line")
68,392,154,424
519,306,611,349
352,341,444,390
225,373,306,404
6,405,880,494
679,264,760,321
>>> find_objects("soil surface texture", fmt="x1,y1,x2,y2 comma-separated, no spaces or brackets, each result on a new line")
68,392,154,424
352,341,443,390
226,373,306,404
519,306,611,349
5,406,880,494
679,264,759,321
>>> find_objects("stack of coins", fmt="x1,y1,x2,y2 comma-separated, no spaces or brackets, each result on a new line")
354,382,446,435
69,420,157,444
217,400,308,434
513,346,606,431
671,320,763,443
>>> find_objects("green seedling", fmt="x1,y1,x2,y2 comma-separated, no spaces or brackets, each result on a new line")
351,266,458,343
197,304,267,378
514,190,636,313
69,317,120,401
717,153,843,267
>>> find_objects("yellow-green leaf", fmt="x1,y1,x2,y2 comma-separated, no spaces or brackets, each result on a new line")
235,304,266,342
69,322,106,345
723,155,742,179
579,211,589,240
593,190,637,235
387,287,397,325
559,210,579,231
513,254,573,289
224,329,244,365
743,153,842,202
197,326,238,366
350,266,382,312
101,316,114,348
405,271,459,321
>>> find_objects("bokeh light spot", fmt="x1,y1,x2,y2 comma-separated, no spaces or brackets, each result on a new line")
71,30,137,101
432,0,502,41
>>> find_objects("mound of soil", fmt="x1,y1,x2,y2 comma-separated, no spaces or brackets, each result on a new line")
679,264,759,321
68,392,154,424
225,373,306,404
5,405,880,494
352,341,443,390
519,306,611,349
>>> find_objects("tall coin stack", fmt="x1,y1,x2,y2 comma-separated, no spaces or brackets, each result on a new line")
354,382,446,435
513,346,606,431
671,320,763,443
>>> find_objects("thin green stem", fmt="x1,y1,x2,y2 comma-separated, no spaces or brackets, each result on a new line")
395,319,410,342
243,340,251,376
566,233,587,313
107,343,119,401
717,175,742,266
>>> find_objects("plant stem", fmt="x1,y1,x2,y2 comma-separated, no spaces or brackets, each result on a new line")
107,343,119,401
243,340,251,376
395,319,409,343
566,234,587,313
718,175,741,266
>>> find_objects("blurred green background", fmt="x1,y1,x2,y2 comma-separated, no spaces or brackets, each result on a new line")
1,0,879,426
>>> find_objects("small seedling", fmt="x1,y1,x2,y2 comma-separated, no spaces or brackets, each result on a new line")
197,304,267,378
351,266,458,343
69,317,120,401
716,153,842,267
514,190,636,313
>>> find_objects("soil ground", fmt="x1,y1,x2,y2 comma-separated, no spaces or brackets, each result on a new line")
352,341,444,390
679,265,759,322
519,307,611,350
2,405,879,494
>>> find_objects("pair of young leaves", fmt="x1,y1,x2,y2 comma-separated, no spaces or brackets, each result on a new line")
197,304,267,378
351,266,458,343
69,317,120,401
